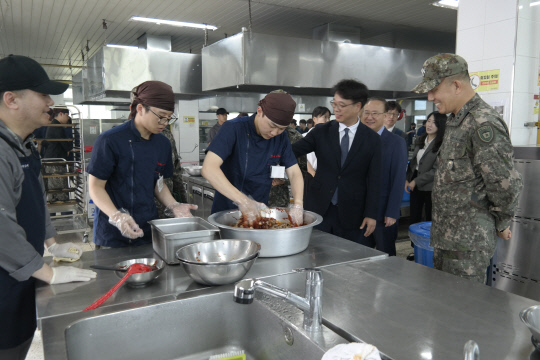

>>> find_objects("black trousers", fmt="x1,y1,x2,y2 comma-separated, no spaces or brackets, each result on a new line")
315,204,372,247
410,187,432,225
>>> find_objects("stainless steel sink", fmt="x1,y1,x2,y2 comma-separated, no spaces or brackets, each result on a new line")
64,291,346,360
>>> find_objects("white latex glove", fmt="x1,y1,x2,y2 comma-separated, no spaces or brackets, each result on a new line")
234,197,269,227
48,242,83,260
288,204,304,226
50,267,97,284
164,202,198,218
108,208,144,239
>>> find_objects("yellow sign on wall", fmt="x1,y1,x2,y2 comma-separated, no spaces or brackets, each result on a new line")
183,116,195,123
469,69,500,92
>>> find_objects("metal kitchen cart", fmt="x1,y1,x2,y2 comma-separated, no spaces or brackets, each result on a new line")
38,105,91,242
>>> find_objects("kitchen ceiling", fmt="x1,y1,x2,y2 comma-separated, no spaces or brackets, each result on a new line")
0,0,457,82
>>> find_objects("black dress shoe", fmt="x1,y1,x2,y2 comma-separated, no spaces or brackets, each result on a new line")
406,253,415,261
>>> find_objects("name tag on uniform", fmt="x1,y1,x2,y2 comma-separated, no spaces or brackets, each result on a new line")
157,175,164,192
270,165,285,178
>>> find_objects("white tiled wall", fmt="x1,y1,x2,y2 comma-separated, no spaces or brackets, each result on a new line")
457,0,540,145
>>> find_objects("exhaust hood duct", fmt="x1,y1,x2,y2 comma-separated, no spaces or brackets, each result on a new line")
73,46,201,105
137,34,172,52
202,30,436,98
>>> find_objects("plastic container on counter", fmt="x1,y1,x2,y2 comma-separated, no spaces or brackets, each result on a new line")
409,221,433,268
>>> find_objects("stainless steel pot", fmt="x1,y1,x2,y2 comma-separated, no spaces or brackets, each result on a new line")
184,166,202,176
207,209,323,257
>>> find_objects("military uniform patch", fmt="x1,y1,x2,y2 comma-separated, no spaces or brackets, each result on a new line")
477,125,494,143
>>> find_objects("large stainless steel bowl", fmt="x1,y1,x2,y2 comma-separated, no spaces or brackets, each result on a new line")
176,240,259,286
184,165,202,176
176,239,260,265
114,258,165,287
207,208,323,257
520,305,540,341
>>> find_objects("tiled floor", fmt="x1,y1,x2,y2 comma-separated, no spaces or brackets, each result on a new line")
27,220,416,360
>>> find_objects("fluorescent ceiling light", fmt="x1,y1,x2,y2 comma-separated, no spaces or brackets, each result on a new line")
531,1,540,6
432,0,458,10
106,44,138,49
130,16,218,30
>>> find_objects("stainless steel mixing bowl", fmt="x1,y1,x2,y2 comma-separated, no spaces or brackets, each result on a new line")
176,240,259,286
176,239,260,265
520,305,540,341
114,258,165,287
207,208,323,257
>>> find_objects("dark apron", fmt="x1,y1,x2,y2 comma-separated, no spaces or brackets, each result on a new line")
0,135,46,349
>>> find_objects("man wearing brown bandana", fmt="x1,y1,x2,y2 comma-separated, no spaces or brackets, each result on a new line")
202,91,304,226
88,80,197,248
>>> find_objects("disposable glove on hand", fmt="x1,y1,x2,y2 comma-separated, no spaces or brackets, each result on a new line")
234,197,269,227
48,242,83,260
109,208,144,239
164,202,198,218
288,204,304,226
50,267,97,284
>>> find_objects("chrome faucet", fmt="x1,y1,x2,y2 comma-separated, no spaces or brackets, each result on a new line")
233,268,323,332
464,340,479,360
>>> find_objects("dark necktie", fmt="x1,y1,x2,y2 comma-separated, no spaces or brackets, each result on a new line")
332,128,349,205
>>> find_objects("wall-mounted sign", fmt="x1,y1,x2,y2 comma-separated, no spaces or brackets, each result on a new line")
470,69,500,92
183,116,195,123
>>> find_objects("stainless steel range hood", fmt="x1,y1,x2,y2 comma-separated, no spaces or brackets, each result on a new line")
202,29,435,98
73,46,202,105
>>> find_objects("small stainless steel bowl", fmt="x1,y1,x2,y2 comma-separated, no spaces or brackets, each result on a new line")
176,240,259,286
184,165,202,176
114,258,165,287
176,239,260,265
520,305,540,342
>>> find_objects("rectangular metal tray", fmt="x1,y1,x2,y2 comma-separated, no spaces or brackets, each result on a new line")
149,217,220,264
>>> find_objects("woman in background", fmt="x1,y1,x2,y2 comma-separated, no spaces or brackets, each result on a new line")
405,111,446,259
405,111,446,224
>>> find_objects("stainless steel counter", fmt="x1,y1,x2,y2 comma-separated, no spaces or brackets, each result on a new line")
36,230,386,323
318,257,539,359
38,247,540,359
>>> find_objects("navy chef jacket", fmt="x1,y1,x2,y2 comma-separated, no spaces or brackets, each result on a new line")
87,120,173,247
207,114,297,214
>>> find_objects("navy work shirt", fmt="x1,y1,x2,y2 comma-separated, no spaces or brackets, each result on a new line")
207,115,297,213
87,120,173,247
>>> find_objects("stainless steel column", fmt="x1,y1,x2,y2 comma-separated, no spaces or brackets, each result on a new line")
491,147,540,301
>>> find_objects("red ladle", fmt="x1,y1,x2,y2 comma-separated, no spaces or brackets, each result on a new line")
83,263,153,312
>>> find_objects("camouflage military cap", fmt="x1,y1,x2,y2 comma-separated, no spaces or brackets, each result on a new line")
411,53,469,93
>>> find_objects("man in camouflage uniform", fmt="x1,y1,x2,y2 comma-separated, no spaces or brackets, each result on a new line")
155,127,189,218
268,126,308,207
411,53,523,284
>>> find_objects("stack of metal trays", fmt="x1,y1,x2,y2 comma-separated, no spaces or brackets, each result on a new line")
149,217,220,264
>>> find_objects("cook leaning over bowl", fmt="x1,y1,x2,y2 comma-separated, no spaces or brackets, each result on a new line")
88,81,197,248
202,91,304,226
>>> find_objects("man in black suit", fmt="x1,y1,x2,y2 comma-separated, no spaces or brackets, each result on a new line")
361,97,408,255
293,79,381,245
384,101,406,139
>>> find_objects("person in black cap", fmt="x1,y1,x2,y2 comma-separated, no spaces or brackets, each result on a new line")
207,107,228,145
202,91,304,226
0,55,96,359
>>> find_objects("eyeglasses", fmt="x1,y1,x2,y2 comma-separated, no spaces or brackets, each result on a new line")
147,107,178,125
362,111,386,117
387,112,399,118
330,100,357,110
